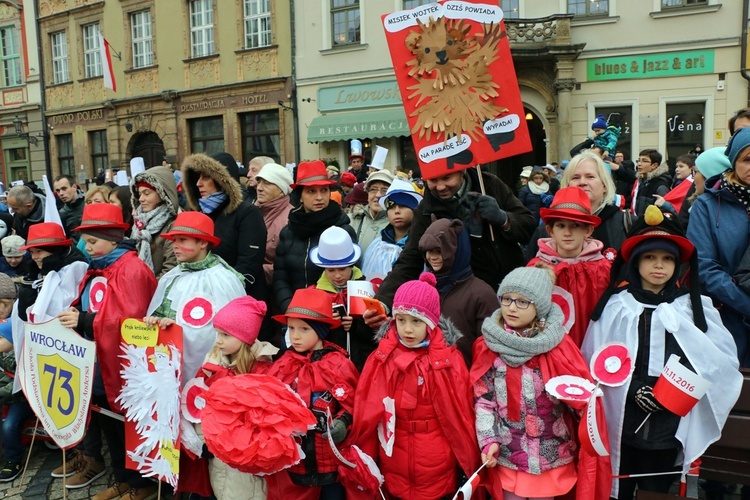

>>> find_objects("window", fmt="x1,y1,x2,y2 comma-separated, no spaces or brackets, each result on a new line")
8,148,26,161
502,0,520,18
0,27,22,87
50,31,69,84
58,134,75,176
665,102,704,164
83,23,102,79
403,0,433,8
241,111,280,163
131,10,153,68
331,0,360,46
90,130,108,171
662,0,706,6
595,106,633,160
244,0,271,49
189,117,224,154
190,0,214,57
568,0,608,16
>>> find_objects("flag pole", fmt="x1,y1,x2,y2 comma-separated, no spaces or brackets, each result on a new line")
20,418,39,486
475,165,495,241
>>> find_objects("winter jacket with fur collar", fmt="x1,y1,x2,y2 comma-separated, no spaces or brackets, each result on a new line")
631,163,671,217
182,154,267,301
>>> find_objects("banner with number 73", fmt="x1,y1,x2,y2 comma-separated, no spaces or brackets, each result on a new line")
18,318,96,449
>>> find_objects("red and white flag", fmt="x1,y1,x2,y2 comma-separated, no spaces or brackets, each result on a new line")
653,354,710,417
452,462,487,499
99,33,116,92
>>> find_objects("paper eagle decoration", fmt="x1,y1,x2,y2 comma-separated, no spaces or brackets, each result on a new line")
117,342,182,486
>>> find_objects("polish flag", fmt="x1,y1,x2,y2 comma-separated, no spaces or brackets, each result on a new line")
653,354,710,417
452,466,483,499
99,33,116,92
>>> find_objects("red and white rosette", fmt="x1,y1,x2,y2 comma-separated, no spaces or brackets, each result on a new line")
551,286,575,334
545,375,597,402
181,377,210,423
590,342,634,387
88,277,108,312
180,296,214,328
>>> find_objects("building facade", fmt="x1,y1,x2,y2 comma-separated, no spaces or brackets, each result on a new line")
0,1,45,185
37,0,294,183
295,0,748,185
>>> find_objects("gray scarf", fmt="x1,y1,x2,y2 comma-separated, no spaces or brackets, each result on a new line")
130,203,172,271
481,307,566,367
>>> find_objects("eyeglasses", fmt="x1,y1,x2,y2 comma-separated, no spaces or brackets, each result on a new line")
367,187,389,195
499,296,535,309
637,159,652,164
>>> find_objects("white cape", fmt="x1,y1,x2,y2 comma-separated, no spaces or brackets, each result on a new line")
147,261,245,385
11,261,89,393
581,292,742,498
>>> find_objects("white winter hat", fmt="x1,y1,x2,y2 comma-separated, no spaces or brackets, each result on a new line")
256,163,294,195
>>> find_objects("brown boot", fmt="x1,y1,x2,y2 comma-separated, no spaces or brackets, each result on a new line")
64,455,105,489
50,449,82,478
121,484,158,500
92,482,129,500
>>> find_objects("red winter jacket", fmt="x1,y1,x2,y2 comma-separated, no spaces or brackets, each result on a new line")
348,320,480,500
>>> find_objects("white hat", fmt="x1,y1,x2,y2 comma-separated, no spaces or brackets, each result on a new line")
365,169,394,191
379,178,423,211
309,226,361,269
256,163,294,195
367,146,388,171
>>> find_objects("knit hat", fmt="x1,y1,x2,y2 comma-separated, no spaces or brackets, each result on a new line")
0,274,16,300
392,272,440,329
309,226,361,268
696,146,732,179
256,163,294,195
726,126,750,168
326,164,340,175
496,266,554,319
209,152,241,182
340,172,357,187
379,178,423,211
213,296,267,345
2,235,25,257
539,186,601,227
591,114,607,131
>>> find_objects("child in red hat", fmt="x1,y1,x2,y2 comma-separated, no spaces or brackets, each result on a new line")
56,203,158,499
528,186,613,347
347,273,480,500
144,211,246,388
265,288,359,500
180,296,279,499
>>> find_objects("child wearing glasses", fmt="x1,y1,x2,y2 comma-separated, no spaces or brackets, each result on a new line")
528,186,613,347
471,265,611,500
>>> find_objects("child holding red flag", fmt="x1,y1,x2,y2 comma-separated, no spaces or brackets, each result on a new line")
348,273,479,500
56,204,158,500
529,185,613,347
471,265,611,500
266,288,359,499
583,206,742,499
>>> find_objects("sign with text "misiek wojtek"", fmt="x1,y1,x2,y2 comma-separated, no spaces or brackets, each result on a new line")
19,318,96,449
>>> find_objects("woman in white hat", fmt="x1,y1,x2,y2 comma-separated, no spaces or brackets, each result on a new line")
254,163,294,287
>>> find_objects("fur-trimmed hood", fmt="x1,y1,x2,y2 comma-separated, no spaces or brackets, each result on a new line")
129,166,179,217
181,153,244,214
642,162,670,182
375,315,463,346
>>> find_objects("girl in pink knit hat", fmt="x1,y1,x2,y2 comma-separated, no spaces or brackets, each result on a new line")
347,273,480,500
179,296,279,499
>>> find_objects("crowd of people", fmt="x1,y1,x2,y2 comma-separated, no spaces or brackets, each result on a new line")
0,111,746,500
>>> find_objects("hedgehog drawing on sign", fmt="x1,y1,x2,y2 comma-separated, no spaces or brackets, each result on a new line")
405,17,514,168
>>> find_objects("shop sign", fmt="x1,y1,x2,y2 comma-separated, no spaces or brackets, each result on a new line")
318,80,403,112
313,118,409,139
587,50,714,82
49,108,105,126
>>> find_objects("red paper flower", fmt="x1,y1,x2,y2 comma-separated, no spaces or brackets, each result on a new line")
337,445,383,494
331,384,349,403
590,342,633,387
201,374,316,475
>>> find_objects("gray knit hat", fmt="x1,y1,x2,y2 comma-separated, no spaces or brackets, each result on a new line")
0,273,16,300
1,235,25,257
496,266,554,319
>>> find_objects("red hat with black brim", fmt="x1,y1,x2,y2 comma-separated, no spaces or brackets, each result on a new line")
73,203,130,232
272,288,341,328
161,211,221,247
19,222,72,251
539,186,601,228
290,160,337,189
619,206,694,263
